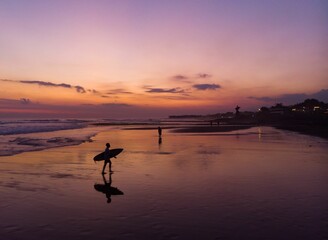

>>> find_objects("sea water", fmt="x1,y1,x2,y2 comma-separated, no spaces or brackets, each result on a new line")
0,118,201,156
0,118,158,156
0,119,93,156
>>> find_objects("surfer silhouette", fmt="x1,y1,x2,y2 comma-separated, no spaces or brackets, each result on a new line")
158,126,162,137
102,143,112,174
94,172,124,203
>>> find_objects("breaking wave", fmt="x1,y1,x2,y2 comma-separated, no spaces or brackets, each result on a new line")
0,119,99,156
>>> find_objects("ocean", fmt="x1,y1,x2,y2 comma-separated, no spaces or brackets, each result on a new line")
0,118,163,156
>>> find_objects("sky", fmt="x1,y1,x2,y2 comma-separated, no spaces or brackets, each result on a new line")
0,0,327,118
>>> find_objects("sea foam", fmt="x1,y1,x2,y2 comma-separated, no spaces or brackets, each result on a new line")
0,119,104,156
0,119,88,135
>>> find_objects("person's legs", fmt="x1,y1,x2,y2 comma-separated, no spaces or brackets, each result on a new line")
108,160,112,172
102,161,107,174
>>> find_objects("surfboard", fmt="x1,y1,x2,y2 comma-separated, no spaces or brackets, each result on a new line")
93,148,123,161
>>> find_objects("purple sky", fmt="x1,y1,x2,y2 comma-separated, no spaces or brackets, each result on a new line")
0,0,327,118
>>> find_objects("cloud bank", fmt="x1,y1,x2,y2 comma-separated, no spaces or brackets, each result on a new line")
0,97,229,119
249,89,328,105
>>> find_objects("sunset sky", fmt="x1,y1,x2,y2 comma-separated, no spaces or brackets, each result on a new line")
0,0,327,118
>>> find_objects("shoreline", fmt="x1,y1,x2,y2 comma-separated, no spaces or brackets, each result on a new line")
2,123,327,158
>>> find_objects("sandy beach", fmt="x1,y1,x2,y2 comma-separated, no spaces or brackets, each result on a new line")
0,126,327,240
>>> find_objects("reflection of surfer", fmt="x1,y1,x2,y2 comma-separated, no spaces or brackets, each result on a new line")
94,173,124,203
102,143,112,174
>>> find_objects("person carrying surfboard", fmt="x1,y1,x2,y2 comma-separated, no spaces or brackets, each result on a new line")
102,143,112,174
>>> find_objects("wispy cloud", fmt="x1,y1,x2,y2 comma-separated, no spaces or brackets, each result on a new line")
20,80,69,88
196,73,212,79
170,74,192,83
171,73,212,83
193,84,221,90
75,85,86,93
151,95,193,100
101,103,132,107
0,98,32,105
20,98,31,104
1,79,88,94
106,89,133,95
20,80,87,93
145,87,185,93
171,73,212,81
172,75,188,80
88,89,100,94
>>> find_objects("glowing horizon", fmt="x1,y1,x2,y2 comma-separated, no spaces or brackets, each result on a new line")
0,0,327,118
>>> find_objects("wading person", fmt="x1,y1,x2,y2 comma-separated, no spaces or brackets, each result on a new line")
158,126,162,137
102,143,112,174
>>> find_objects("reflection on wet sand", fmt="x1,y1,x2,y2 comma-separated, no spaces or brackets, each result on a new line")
1,126,327,240
94,173,124,203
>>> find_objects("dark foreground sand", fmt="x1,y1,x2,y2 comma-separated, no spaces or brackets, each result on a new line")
275,124,328,140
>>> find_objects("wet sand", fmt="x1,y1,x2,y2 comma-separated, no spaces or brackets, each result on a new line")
0,126,327,239
172,125,254,133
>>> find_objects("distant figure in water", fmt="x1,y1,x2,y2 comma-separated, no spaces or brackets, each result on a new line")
102,143,112,174
158,126,162,137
